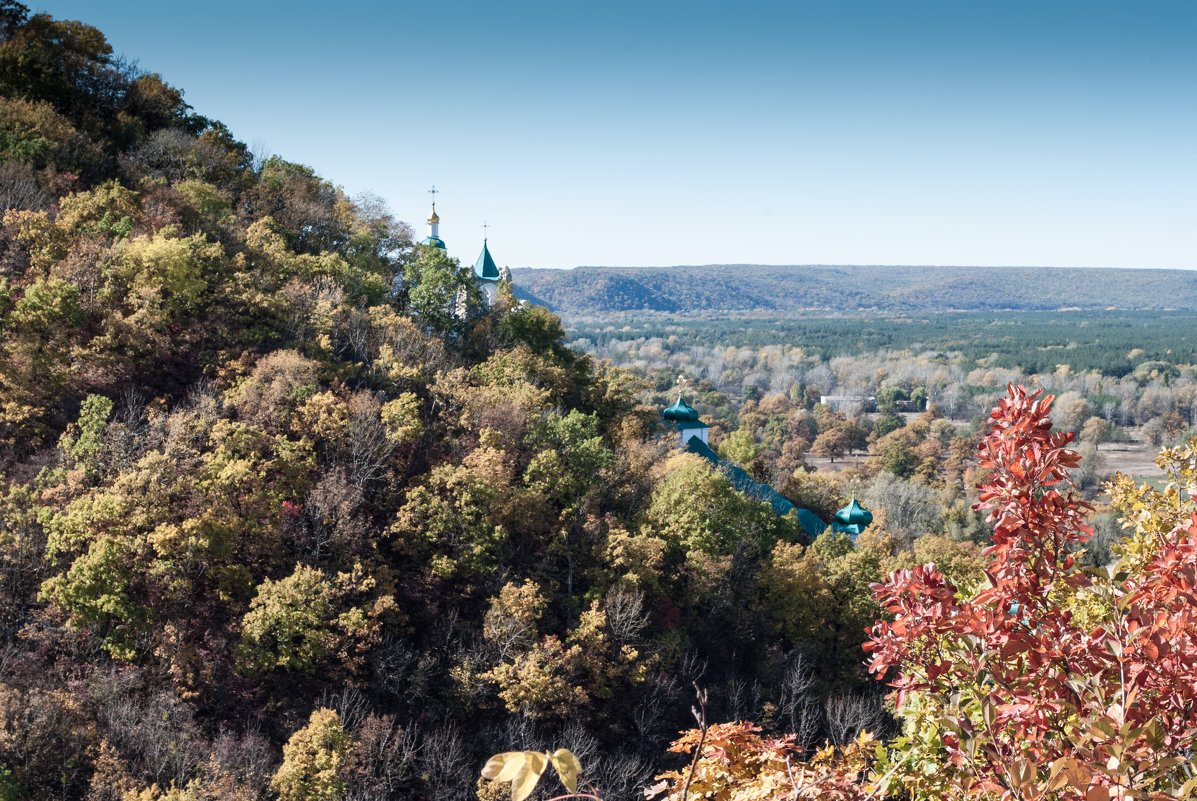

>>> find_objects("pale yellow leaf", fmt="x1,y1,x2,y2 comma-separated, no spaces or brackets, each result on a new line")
482,752,515,780
512,763,543,801
525,751,548,777
552,748,582,793
496,752,526,782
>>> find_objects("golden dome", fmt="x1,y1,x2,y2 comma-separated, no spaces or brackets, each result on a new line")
427,203,439,224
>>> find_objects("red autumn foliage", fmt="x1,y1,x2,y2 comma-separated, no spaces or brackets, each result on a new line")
864,384,1197,800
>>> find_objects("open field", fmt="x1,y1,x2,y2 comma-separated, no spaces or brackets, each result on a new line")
802,421,1168,483
1100,438,1165,480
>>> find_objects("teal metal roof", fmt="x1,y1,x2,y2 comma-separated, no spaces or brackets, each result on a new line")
833,495,873,536
663,395,701,422
474,240,501,282
421,236,446,249
684,436,826,539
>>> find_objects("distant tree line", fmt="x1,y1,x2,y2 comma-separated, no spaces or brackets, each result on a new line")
512,264,1197,315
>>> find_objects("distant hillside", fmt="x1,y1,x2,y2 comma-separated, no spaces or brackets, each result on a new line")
510,264,1197,315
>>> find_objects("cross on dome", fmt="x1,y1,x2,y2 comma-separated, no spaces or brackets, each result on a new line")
421,186,445,249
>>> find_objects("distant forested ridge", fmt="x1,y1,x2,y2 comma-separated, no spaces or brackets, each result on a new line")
511,264,1197,315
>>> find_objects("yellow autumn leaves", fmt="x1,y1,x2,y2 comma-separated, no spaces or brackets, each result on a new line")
481,748,584,801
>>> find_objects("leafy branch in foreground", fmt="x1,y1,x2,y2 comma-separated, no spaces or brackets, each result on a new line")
645,723,880,801
480,748,588,801
642,682,881,801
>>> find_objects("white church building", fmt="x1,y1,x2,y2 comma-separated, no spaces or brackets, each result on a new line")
419,189,509,306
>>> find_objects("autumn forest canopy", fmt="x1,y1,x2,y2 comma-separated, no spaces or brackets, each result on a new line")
2,5,1197,801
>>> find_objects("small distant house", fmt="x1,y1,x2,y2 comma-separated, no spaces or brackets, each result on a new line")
662,395,826,539
820,395,876,413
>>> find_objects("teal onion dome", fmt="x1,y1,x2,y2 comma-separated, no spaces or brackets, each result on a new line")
835,495,873,528
421,236,446,249
662,395,700,423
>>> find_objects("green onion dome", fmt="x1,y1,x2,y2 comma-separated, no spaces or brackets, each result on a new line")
662,395,700,423
835,495,873,527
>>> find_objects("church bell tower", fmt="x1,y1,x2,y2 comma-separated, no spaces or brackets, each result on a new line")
420,186,446,250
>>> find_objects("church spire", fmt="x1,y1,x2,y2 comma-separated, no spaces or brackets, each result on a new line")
473,224,501,305
420,186,446,250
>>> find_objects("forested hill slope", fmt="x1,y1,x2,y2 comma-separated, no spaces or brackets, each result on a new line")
510,264,1197,314
0,8,873,801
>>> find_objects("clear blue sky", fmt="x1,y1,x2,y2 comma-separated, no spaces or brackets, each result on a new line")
34,1,1197,270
